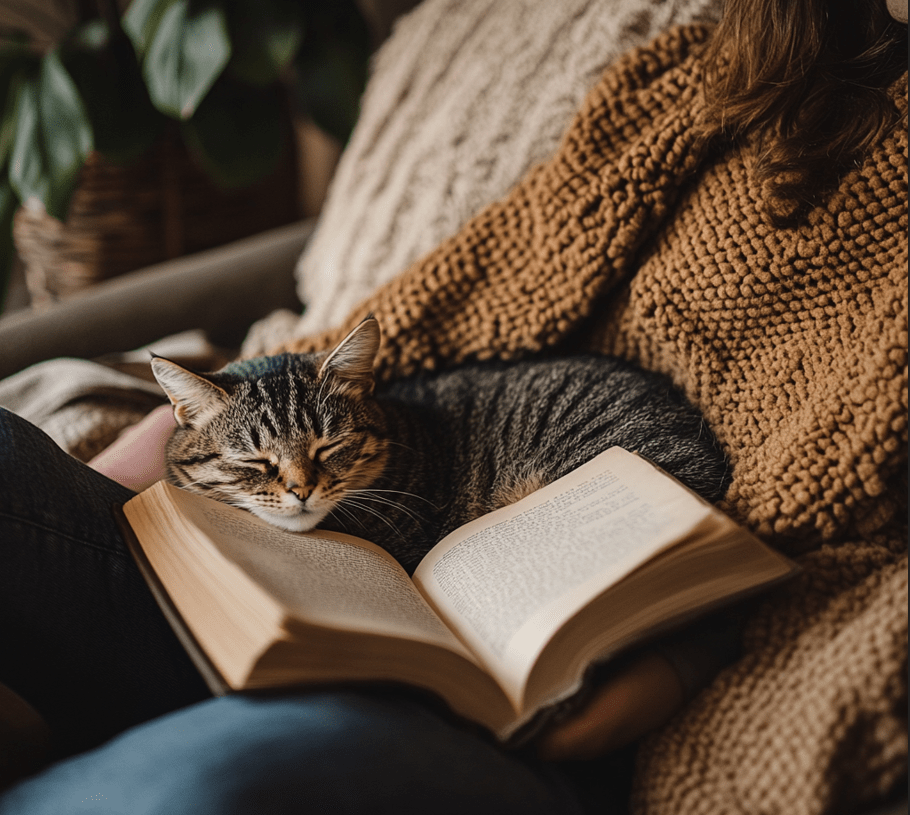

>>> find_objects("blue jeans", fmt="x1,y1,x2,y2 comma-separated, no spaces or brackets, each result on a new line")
0,408,619,814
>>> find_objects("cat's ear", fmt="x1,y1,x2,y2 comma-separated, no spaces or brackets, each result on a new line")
319,316,381,394
150,355,229,428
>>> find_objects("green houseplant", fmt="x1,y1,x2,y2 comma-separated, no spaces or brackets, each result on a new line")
0,0,370,310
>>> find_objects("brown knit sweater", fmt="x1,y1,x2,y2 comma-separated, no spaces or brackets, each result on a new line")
275,25,908,815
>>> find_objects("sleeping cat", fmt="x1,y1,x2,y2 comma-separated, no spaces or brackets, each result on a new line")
151,317,729,573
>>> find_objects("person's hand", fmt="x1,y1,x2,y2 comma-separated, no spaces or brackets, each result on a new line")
536,650,685,761
88,404,176,491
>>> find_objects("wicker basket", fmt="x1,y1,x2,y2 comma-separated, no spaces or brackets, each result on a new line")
13,132,300,306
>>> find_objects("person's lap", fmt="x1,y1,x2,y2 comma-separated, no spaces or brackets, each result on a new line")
0,683,607,815
0,407,608,814
0,407,210,757
1,689,603,815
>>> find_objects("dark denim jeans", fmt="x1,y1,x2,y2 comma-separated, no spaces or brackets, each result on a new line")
0,408,615,814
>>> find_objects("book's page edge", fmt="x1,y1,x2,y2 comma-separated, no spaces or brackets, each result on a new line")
501,561,800,747
519,532,799,706
113,504,230,696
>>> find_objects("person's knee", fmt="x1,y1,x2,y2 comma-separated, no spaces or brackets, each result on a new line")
0,407,73,489
0,407,46,464
0,692,585,815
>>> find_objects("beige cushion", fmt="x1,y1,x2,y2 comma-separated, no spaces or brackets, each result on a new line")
256,0,723,352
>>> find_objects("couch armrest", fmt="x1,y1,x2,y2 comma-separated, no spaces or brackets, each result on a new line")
0,220,314,380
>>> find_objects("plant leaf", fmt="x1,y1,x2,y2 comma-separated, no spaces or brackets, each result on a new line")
8,79,41,202
181,76,284,188
0,41,36,167
62,21,164,163
294,40,368,144
293,0,370,144
123,0,179,57
37,50,93,214
9,51,93,219
226,0,303,87
0,78,18,168
144,0,231,120
0,177,18,313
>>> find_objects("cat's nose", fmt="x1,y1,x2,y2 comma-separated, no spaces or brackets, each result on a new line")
287,482,313,502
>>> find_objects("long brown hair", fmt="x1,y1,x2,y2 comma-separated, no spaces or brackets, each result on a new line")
699,0,907,223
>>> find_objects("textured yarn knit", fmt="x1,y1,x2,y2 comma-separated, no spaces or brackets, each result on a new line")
275,25,908,815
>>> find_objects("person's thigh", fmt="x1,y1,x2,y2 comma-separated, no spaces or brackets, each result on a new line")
0,690,595,815
0,408,210,756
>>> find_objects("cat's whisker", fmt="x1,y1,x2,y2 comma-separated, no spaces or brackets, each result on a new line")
177,481,225,497
177,478,217,491
342,490,427,526
346,492,422,517
338,501,399,536
329,503,371,535
384,440,417,455
343,488,413,505
206,487,239,504
337,497,406,541
346,498,424,529
347,487,439,509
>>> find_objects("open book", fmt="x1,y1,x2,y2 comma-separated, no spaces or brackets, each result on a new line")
118,446,796,742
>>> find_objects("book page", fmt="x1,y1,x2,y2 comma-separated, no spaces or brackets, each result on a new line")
164,484,473,659
413,447,713,694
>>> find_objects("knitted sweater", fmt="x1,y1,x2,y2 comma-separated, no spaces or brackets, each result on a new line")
276,26,908,815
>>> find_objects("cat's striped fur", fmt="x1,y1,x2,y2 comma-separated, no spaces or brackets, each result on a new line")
152,318,729,573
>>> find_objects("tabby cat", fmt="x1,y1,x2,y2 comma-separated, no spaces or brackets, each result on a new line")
151,317,729,573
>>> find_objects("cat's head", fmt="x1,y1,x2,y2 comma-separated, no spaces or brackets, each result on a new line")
151,317,388,532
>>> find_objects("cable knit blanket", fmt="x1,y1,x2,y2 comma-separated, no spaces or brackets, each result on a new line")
274,25,909,815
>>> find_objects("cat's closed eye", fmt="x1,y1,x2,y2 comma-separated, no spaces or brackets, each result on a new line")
314,441,345,462
244,458,279,473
